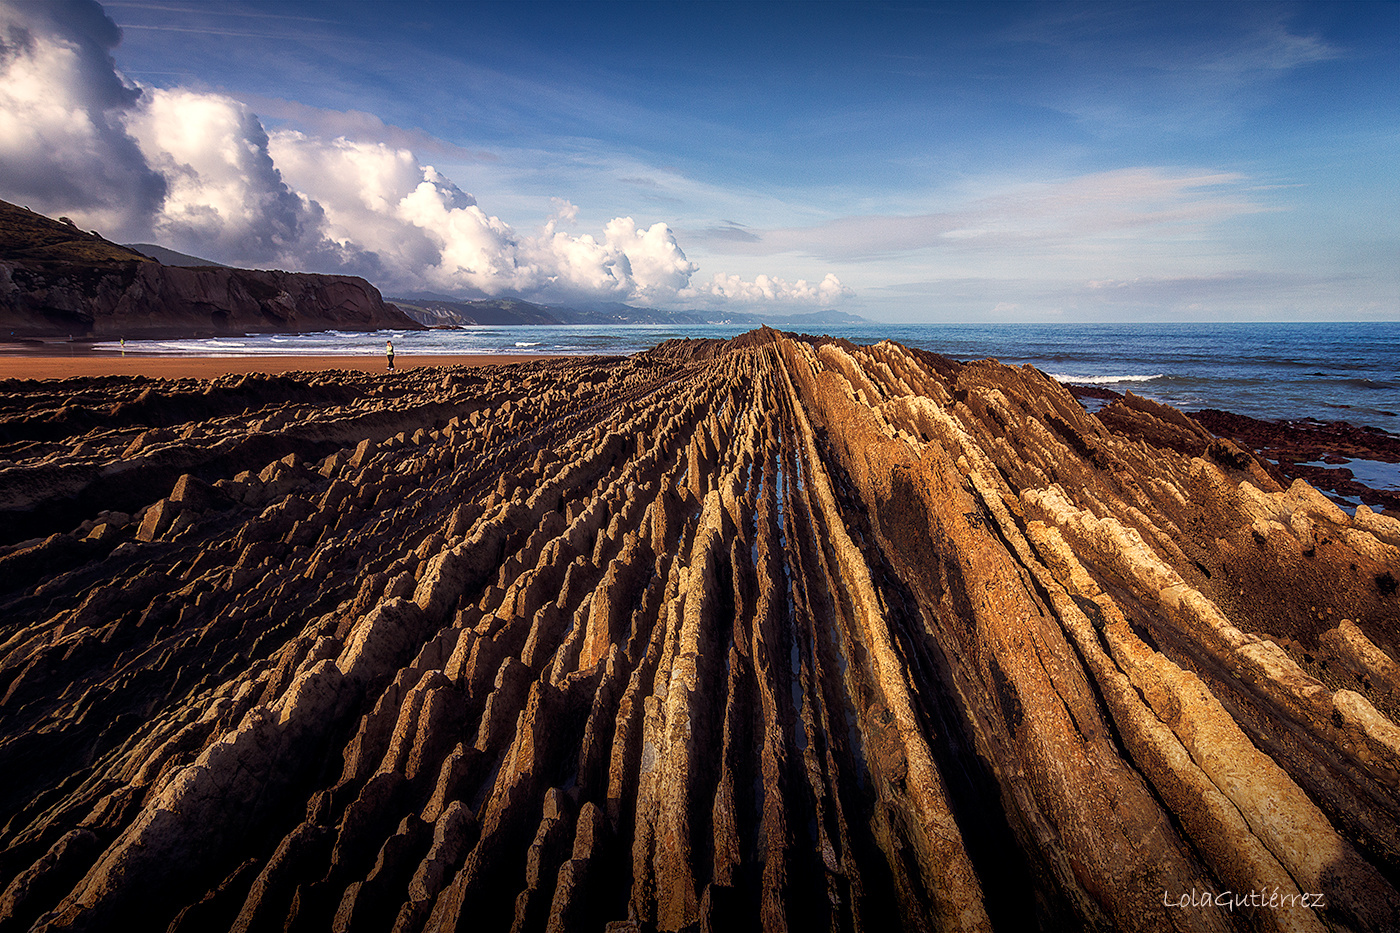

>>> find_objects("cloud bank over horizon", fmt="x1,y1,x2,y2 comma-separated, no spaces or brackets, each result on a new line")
1,0,1393,322
0,2,849,310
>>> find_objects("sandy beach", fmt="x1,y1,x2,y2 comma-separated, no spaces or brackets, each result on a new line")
0,352,557,381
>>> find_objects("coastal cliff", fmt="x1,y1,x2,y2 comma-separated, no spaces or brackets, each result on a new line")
0,200,421,339
1,331,1398,931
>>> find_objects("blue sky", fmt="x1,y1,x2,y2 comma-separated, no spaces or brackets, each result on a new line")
2,0,1395,320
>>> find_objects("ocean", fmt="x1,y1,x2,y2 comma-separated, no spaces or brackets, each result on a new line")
95,321,1399,426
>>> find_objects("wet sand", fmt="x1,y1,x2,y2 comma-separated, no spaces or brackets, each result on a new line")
0,353,558,381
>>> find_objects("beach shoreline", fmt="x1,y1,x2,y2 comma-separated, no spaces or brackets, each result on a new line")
1,346,1393,514
0,352,563,381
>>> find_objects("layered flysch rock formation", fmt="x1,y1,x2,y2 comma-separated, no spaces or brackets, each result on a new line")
0,199,421,339
1,330,1398,932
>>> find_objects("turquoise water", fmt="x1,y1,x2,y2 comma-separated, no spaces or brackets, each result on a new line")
95,321,1399,425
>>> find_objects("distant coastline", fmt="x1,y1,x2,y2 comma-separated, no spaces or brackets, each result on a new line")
385,294,869,329
61,319,1398,421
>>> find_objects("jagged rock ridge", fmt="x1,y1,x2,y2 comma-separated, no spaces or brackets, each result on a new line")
0,330,1398,932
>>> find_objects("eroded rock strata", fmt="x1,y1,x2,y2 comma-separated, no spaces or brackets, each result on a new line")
1,330,1398,933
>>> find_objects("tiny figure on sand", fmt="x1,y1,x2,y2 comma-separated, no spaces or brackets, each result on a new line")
386,339,395,371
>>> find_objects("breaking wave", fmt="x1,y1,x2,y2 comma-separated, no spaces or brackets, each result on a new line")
1049,372,1165,385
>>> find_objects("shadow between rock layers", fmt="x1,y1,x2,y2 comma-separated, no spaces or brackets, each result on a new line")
1,329,1399,933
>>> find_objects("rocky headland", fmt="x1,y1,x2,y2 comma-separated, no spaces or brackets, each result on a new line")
0,200,420,339
1,330,1398,932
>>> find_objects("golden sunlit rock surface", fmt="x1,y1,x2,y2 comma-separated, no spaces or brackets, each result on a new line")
1,329,1398,932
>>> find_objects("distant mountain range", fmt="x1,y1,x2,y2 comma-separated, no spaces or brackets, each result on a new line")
388,295,869,329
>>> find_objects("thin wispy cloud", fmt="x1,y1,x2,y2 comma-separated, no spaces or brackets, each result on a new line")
1005,2,1340,74
116,23,341,40
996,3,1347,137
105,2,333,22
698,169,1269,261
866,269,1373,322
697,223,762,244
237,94,498,162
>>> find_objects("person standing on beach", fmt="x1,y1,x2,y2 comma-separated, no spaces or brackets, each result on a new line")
386,339,395,371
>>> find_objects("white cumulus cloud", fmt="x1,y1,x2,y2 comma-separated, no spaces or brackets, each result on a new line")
126,88,335,267
0,0,848,310
267,132,715,303
685,272,852,305
0,0,164,238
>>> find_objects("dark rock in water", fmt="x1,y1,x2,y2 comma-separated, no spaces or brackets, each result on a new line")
1194,408,1400,515
1,330,1399,932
